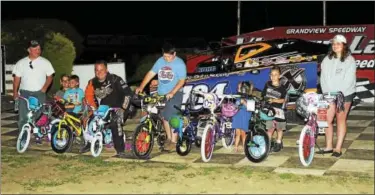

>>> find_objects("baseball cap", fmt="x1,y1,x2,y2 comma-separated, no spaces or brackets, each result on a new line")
331,34,347,44
28,40,40,48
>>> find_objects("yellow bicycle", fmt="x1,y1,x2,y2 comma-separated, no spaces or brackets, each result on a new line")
50,99,93,153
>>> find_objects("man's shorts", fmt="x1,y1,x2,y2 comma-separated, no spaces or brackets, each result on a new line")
266,120,287,130
344,93,355,103
161,91,183,121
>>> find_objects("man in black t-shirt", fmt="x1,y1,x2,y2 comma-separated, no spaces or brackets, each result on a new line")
84,60,135,158
261,66,287,152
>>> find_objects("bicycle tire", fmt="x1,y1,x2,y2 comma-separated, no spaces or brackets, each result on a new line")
176,136,192,156
200,123,215,162
50,124,74,154
16,123,32,153
90,132,103,158
221,126,235,149
132,123,154,159
244,129,271,163
298,125,315,167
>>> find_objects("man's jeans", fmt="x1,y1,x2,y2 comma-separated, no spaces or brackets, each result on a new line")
18,90,46,130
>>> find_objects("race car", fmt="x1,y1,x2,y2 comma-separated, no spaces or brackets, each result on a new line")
190,38,329,74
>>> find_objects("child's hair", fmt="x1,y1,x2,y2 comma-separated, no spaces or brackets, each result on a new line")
60,74,69,81
69,75,80,83
270,66,281,74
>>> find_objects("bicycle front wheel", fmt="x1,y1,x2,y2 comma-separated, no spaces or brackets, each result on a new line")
200,123,215,163
244,129,270,163
16,123,32,153
298,125,315,167
132,123,154,159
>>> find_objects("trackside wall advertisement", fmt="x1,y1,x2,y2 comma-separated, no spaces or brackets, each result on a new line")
216,24,374,103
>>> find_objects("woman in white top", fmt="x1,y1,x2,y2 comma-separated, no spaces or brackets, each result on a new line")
319,34,357,157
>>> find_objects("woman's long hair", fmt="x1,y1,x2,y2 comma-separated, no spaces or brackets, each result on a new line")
327,43,351,62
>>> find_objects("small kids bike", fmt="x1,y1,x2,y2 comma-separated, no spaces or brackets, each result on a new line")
191,90,241,163
131,93,167,159
50,98,93,154
295,90,345,167
16,96,54,153
83,105,123,157
170,104,200,156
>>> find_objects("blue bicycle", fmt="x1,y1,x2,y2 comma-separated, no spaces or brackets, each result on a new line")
171,105,200,156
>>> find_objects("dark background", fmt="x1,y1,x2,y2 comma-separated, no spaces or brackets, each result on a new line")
2,1,374,41
1,1,374,78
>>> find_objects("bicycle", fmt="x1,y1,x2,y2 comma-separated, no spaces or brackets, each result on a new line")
242,95,277,163
191,90,241,162
171,104,200,156
131,93,167,159
294,90,345,167
83,105,122,157
16,96,54,153
50,98,93,154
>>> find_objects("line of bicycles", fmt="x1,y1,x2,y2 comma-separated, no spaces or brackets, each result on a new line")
14,88,345,167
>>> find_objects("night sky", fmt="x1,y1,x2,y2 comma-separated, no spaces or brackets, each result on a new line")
2,1,374,41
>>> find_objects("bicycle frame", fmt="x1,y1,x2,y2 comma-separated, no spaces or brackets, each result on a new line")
56,113,82,139
138,94,166,133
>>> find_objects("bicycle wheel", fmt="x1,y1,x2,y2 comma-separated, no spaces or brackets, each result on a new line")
90,132,103,158
244,129,270,163
176,136,192,156
16,123,32,153
221,126,235,149
51,124,74,154
132,123,154,159
298,125,315,167
200,123,215,162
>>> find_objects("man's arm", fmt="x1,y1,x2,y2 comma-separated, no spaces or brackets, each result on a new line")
41,75,53,93
13,76,21,99
85,80,97,108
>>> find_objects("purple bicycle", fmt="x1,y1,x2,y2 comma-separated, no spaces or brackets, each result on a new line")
191,90,241,163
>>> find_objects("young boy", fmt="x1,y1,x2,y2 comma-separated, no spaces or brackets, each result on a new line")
55,74,70,99
262,66,287,152
63,75,85,114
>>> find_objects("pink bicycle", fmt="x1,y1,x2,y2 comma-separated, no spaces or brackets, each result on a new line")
294,91,345,166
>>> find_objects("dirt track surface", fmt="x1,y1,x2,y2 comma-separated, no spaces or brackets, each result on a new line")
1,146,374,194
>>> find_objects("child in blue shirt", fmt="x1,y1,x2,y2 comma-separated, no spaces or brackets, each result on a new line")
63,75,85,114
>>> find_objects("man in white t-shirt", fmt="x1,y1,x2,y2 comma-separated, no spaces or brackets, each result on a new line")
12,40,55,143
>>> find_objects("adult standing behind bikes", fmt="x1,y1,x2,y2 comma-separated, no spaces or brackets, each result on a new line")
319,34,357,157
135,43,187,150
83,60,135,158
12,40,55,144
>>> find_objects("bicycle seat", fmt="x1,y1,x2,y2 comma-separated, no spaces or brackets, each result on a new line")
95,105,110,117
28,96,40,110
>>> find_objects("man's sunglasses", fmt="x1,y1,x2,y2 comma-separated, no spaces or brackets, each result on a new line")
29,61,33,69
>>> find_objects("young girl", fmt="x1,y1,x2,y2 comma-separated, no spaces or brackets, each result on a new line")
262,66,287,152
232,81,253,152
55,74,70,99
319,34,356,157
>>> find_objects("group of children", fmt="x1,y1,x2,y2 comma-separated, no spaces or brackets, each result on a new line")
55,66,287,154
232,66,287,153
55,74,85,114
